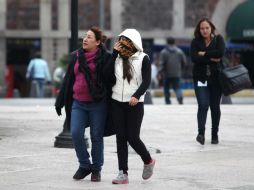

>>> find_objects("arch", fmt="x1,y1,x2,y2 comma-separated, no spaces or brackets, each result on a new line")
226,0,254,41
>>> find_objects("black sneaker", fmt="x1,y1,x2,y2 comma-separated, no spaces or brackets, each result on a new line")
91,170,101,182
196,134,205,145
73,167,91,180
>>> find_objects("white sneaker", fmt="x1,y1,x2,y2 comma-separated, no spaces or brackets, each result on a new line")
142,159,155,180
112,170,129,184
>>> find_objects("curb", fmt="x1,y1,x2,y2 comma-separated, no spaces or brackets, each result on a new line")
151,89,254,97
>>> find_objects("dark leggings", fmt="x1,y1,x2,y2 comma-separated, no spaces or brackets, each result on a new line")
194,81,222,134
111,99,152,172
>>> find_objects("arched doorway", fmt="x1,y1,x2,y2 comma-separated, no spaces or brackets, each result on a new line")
226,0,254,86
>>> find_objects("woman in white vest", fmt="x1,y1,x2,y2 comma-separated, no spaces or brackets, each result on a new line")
111,29,155,184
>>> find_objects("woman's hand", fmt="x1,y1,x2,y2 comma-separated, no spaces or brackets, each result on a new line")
198,51,205,56
114,41,122,52
210,58,221,63
55,106,62,116
129,97,139,106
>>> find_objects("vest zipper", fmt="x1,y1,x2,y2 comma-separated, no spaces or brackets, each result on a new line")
122,80,124,101
132,65,139,86
135,77,139,86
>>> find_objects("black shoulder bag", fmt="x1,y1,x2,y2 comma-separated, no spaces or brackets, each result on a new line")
219,62,252,96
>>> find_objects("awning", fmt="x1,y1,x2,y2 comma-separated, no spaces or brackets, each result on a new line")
226,42,253,50
226,0,254,41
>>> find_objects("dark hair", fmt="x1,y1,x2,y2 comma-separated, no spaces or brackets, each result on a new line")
194,18,216,39
167,37,175,45
90,26,107,46
34,51,41,58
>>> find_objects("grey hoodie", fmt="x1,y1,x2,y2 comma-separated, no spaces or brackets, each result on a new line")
159,45,187,78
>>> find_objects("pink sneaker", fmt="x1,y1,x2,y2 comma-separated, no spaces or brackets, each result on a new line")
142,159,155,180
112,170,129,184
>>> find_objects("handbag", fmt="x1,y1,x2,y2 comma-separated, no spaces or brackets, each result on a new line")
219,63,252,96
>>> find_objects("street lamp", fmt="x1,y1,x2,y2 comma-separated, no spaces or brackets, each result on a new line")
70,0,78,52
54,0,89,148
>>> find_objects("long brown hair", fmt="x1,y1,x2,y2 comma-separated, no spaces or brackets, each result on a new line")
194,18,216,39
122,59,134,83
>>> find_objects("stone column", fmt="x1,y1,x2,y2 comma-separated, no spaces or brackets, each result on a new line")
172,0,184,37
57,0,69,61
0,0,6,91
40,0,54,73
110,0,122,47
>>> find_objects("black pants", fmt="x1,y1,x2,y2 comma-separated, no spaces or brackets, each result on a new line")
194,81,222,135
111,99,151,172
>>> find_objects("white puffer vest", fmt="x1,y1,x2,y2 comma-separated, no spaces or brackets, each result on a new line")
112,52,147,102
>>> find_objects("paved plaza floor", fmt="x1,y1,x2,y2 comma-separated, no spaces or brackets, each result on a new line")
0,98,254,190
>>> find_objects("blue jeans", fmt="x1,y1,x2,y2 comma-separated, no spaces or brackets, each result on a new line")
194,81,222,134
163,77,183,104
70,99,107,171
30,79,45,97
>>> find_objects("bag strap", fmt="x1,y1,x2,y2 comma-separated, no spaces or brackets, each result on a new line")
219,61,227,70
212,35,227,70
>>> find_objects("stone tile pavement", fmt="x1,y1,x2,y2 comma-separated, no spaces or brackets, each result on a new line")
0,98,254,190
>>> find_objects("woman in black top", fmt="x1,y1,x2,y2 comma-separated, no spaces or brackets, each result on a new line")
190,18,225,145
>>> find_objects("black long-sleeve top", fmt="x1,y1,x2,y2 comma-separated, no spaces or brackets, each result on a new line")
190,34,225,83
133,55,151,99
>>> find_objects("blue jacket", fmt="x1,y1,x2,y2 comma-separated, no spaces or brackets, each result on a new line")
26,58,51,81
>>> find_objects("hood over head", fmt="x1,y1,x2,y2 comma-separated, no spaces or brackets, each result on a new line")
167,45,178,53
118,29,143,52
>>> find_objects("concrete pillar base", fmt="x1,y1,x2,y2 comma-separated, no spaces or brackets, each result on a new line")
54,131,74,148
144,91,153,104
221,95,232,104
54,119,89,148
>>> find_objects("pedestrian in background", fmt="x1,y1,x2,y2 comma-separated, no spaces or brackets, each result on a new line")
52,66,65,96
150,53,159,89
158,37,186,104
190,18,225,145
26,52,51,97
55,26,112,182
110,29,155,184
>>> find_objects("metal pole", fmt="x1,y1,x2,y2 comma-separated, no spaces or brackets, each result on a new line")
70,0,78,51
55,0,89,148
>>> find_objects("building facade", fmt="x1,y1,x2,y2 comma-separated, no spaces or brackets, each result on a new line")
0,0,248,97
